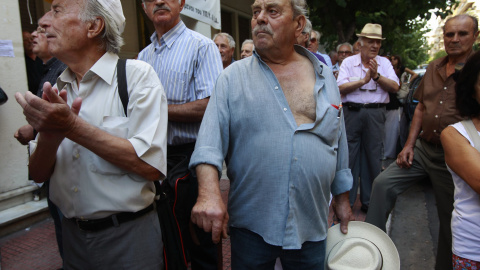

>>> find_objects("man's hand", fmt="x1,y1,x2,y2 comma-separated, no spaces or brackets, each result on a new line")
191,192,229,244
14,125,35,145
362,69,372,85
15,82,82,139
367,58,378,79
191,164,228,244
333,192,354,234
396,146,414,168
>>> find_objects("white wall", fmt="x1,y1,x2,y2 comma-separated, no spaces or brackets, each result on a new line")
0,1,30,193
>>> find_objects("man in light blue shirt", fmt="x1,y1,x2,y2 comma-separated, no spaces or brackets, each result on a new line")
138,0,223,269
190,0,353,268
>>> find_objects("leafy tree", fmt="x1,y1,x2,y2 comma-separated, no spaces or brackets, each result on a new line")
306,0,454,67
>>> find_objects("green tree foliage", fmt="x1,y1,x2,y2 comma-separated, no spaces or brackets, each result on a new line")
306,0,454,67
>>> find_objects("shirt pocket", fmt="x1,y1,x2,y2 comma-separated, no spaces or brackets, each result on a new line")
163,69,187,103
89,116,129,175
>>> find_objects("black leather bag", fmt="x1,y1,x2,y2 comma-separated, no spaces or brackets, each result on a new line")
0,86,8,105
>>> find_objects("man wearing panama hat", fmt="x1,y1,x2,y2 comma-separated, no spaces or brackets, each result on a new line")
337,23,399,211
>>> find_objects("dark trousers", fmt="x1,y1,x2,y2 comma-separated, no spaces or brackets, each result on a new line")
230,227,326,270
167,143,218,270
344,106,385,206
366,139,454,270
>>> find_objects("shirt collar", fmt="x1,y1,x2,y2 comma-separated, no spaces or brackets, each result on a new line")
253,45,325,76
57,52,119,90
150,21,186,50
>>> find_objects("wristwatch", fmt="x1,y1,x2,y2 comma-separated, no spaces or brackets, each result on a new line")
373,73,381,81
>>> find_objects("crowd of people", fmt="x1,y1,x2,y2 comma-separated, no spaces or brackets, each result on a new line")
12,0,479,269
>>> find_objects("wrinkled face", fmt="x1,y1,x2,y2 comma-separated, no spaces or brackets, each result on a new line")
337,45,352,64
31,30,49,57
143,0,184,28
443,17,479,58
307,31,319,53
214,35,234,67
360,37,381,60
251,0,299,55
39,0,88,59
241,43,254,59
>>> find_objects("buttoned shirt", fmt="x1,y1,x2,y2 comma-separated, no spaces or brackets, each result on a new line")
413,56,465,145
31,52,168,219
337,54,399,104
138,21,223,146
36,57,66,97
190,46,352,249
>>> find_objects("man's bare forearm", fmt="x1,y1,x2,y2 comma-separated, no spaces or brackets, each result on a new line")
169,98,209,122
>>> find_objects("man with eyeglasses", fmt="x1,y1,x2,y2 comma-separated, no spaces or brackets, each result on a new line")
332,42,353,78
307,30,333,68
337,23,399,212
297,19,327,65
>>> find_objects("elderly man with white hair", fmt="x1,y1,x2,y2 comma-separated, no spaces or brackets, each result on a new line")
332,42,353,78
337,23,399,212
241,39,254,59
214,32,236,69
15,0,168,269
308,30,333,68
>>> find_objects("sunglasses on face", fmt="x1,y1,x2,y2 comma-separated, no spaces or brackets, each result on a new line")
310,38,317,43
338,51,352,55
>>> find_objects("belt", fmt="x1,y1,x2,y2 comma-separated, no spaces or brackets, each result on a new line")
344,102,387,109
69,204,154,232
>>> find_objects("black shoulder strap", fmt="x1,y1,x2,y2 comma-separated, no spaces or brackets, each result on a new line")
117,59,128,116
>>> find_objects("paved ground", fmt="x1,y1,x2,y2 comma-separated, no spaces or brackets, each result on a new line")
0,178,439,270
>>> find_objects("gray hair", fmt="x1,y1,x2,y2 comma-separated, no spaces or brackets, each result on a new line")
303,18,312,35
443,14,479,34
291,0,308,18
336,42,353,52
357,37,364,46
242,39,254,48
311,30,321,41
213,32,236,49
80,0,124,54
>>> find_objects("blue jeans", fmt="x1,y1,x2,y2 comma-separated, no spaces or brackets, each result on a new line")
230,227,326,270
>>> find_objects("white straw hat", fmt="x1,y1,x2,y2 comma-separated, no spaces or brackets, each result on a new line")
325,221,400,270
98,0,126,34
356,23,385,40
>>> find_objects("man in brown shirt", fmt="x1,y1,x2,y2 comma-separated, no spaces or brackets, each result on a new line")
366,14,479,270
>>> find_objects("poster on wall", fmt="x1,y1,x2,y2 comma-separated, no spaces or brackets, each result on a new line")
181,0,221,30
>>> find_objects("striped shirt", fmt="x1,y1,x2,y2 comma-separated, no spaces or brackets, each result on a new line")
138,21,223,146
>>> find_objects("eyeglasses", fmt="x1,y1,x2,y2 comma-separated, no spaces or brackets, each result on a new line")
360,84,377,91
338,50,352,55
310,38,317,43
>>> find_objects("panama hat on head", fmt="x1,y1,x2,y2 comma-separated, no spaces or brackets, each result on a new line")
325,221,400,270
356,23,385,40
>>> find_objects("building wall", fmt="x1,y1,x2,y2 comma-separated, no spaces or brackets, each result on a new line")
0,1,30,193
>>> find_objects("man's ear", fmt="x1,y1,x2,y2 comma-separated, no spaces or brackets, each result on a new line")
180,0,186,10
295,15,306,38
87,17,104,39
